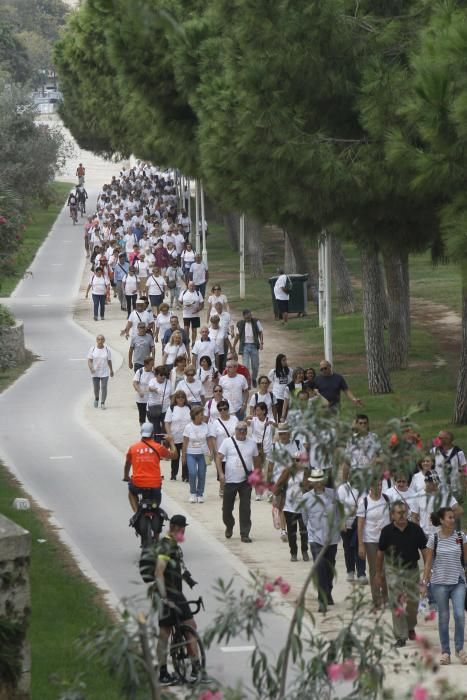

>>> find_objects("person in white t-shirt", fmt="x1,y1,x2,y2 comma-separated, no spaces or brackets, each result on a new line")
122,266,139,318
216,422,260,542
192,326,218,369
182,406,210,503
384,473,420,523
87,335,114,409
132,357,154,425
146,266,167,313
154,303,172,349
431,430,467,497
206,285,229,320
120,299,153,339
411,454,436,494
337,480,367,583
219,361,249,419
415,471,463,536
247,402,275,501
273,268,291,324
177,365,206,406
85,266,110,321
134,254,149,295
190,254,208,297
356,481,390,608
164,390,191,481
179,281,204,343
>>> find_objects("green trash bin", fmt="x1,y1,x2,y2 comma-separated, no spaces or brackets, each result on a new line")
268,274,308,319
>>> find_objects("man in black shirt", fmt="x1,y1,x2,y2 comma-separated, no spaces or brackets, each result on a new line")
376,501,428,647
312,360,362,408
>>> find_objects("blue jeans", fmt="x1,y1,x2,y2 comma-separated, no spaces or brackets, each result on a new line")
186,453,206,497
92,293,105,319
241,343,259,382
431,579,466,654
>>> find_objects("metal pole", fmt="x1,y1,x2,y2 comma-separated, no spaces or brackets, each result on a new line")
318,235,325,327
239,213,245,299
187,178,192,241
200,182,208,266
324,232,333,364
195,180,200,253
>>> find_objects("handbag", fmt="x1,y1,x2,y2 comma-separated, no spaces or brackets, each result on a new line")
148,381,167,419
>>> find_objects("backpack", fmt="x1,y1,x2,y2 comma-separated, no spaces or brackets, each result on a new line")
363,492,389,515
254,392,274,407
69,195,77,205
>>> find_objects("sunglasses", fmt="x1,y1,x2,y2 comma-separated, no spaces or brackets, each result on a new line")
237,428,248,432
320,367,331,371
186,373,195,377
213,389,223,393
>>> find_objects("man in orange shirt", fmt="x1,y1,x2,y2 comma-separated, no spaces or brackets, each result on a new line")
123,422,177,512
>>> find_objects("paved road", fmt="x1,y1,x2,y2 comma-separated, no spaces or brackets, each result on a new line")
0,197,292,690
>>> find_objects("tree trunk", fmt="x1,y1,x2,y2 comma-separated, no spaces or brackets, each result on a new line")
361,243,392,394
454,275,467,424
400,248,411,339
223,211,239,252
331,237,355,314
284,229,319,305
382,248,409,370
245,216,264,278
284,230,298,273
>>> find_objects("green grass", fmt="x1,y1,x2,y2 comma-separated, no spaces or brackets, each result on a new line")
0,181,74,296
206,221,467,445
0,361,121,698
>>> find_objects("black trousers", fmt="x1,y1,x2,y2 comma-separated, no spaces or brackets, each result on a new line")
222,481,252,537
283,511,308,556
171,442,184,479
310,543,338,606
126,294,137,318
136,401,147,425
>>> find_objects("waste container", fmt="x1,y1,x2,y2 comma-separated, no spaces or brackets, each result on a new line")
268,274,308,319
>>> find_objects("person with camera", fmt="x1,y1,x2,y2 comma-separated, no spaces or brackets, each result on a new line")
147,515,203,686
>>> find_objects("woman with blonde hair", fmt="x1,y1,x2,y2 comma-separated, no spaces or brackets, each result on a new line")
162,330,187,371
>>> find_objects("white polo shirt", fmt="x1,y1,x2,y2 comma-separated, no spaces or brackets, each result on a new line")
218,436,258,483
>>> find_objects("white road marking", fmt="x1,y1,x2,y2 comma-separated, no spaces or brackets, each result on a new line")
51,263,63,266
37,294,51,297
68,358,85,361
49,455,73,460
32,304,47,307
220,645,256,653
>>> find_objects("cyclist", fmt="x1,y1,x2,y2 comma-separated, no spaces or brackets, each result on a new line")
76,185,88,215
123,422,177,513
67,190,78,223
154,514,204,686
76,162,86,185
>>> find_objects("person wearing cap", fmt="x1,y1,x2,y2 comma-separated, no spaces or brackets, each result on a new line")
112,252,129,311
120,298,154,340
273,452,310,562
415,471,463,537
266,423,304,541
300,469,341,612
154,514,203,686
123,422,177,513
310,360,362,410
216,422,260,543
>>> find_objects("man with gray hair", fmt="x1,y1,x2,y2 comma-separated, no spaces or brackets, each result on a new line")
216,422,261,543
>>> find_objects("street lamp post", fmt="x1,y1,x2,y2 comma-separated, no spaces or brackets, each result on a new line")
323,231,333,364
195,180,200,252
239,213,245,299
200,182,207,266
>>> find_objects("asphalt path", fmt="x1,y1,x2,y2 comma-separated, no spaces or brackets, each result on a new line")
0,199,293,691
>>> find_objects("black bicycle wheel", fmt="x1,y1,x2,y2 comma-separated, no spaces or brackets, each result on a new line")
139,515,153,548
170,625,206,683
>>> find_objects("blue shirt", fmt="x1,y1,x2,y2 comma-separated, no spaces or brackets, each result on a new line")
113,260,129,282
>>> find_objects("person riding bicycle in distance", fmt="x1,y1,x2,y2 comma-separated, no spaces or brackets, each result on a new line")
155,514,204,686
123,422,177,512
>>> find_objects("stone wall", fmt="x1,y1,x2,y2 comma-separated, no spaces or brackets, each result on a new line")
0,321,26,369
0,515,31,700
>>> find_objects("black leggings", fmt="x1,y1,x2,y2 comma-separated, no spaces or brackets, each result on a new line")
126,294,137,318
171,442,184,479
136,402,147,425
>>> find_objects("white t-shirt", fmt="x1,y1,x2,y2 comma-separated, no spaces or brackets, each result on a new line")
356,494,390,543
218,436,258,483
181,249,195,267
135,260,149,279
208,327,225,356
180,289,203,318
249,416,274,453
208,293,228,309
432,446,466,493
243,320,263,344
147,378,171,411
192,339,217,367
249,391,276,419
416,490,458,536
197,366,217,399
183,422,209,454
208,415,239,450
219,374,248,412
268,368,293,400
124,232,136,253
337,483,360,529
274,274,290,301
283,471,307,513
127,309,153,338
156,312,172,340
133,368,154,403
411,471,427,493
300,488,341,546
89,274,108,295
346,432,381,469
164,343,187,365
173,233,185,254
267,440,301,483
177,378,205,404
190,262,208,285
122,274,138,296
146,275,166,296
203,398,222,423
87,345,111,378
384,486,420,518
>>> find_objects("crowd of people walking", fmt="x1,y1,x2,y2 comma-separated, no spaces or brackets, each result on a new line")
81,163,467,665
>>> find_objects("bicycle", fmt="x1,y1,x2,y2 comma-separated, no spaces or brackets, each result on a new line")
70,205,78,225
129,489,168,548
168,597,206,683
79,199,86,217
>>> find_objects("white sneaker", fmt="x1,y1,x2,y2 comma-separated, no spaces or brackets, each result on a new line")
280,529,288,542
100,403,106,410
189,495,196,503
346,572,355,583
255,495,261,501
197,496,204,503
357,575,368,585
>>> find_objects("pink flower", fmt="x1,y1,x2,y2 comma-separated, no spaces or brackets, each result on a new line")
389,434,399,446
412,685,429,700
463,465,467,476
279,581,291,595
198,691,223,700
0,216,7,225
174,532,185,543
255,597,265,609
248,469,263,487
274,576,283,586
424,610,436,622
341,659,358,681
263,582,275,593
432,437,441,448
327,663,342,682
